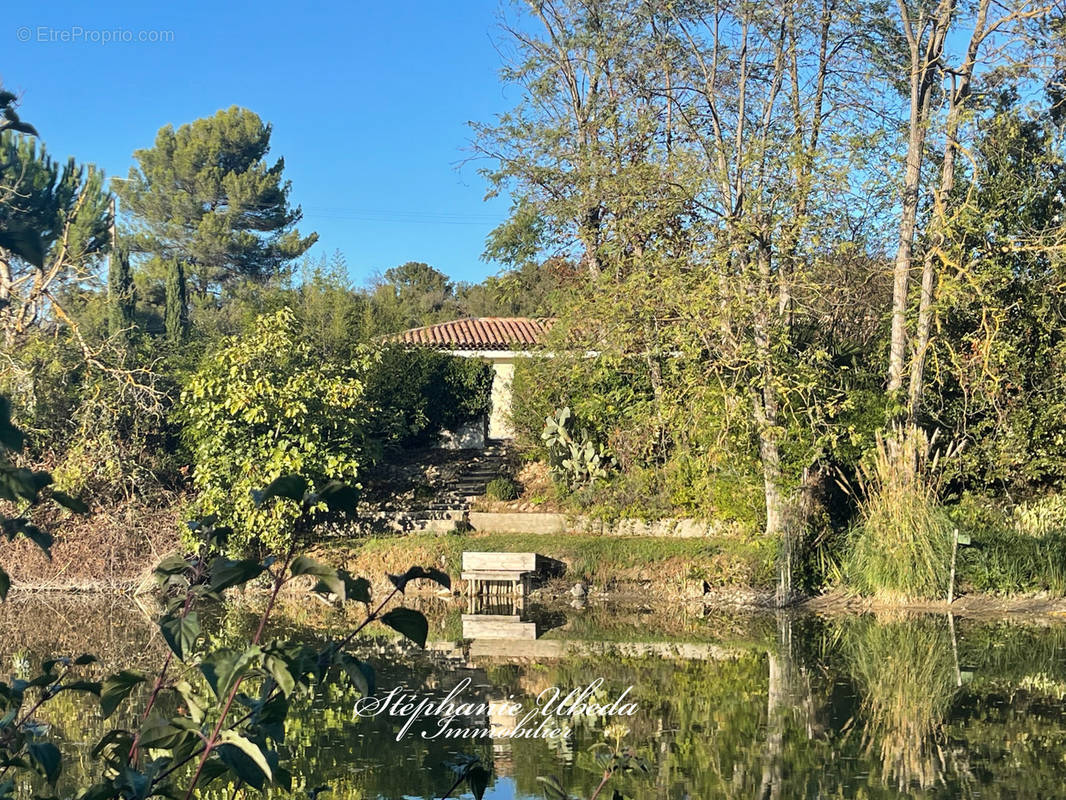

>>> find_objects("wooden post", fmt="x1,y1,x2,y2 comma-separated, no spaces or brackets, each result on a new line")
947,527,959,605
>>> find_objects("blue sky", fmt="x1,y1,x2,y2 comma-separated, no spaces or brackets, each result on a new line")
6,0,522,285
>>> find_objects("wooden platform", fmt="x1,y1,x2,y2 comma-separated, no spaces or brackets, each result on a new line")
461,551,545,601
461,614,537,640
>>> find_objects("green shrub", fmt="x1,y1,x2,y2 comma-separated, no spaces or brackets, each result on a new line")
180,308,377,554
485,476,520,501
942,492,1066,596
959,530,1066,595
364,345,492,447
1011,494,1066,537
3,331,180,502
842,425,954,601
510,352,655,461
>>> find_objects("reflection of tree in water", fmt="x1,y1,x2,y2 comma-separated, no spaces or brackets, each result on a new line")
839,613,961,793
14,597,1066,798
759,613,828,800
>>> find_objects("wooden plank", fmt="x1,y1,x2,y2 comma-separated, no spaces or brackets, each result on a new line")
469,639,565,658
462,617,538,640
461,570,530,582
462,551,538,572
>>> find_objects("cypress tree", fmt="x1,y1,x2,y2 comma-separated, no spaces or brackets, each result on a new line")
164,258,187,343
107,237,135,340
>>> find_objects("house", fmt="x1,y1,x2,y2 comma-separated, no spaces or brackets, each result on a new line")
394,317,553,445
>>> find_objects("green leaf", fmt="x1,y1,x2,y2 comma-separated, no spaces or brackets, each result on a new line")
75,782,118,800
196,757,231,789
0,227,45,267
466,765,490,800
28,742,61,785
52,491,89,514
100,670,147,718
379,608,428,648
254,692,291,743
337,654,374,696
252,475,307,507
200,647,260,700
159,611,200,660
174,680,207,724
56,680,102,696
113,766,150,800
388,566,451,594
136,715,188,750
290,556,344,597
209,558,265,593
153,554,189,577
342,572,371,604
217,731,273,787
0,399,25,452
263,654,295,697
317,481,359,514
92,729,135,759
19,524,53,557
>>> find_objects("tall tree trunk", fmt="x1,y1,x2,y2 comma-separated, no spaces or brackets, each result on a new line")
752,237,792,605
758,615,795,800
907,0,989,417
887,0,957,396
0,252,12,349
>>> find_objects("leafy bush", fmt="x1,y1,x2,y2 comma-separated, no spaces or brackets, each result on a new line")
842,425,954,601
180,308,377,554
512,352,768,524
511,353,654,461
959,530,1066,595
365,345,493,448
1011,494,1066,537
2,331,180,502
949,492,1066,595
485,476,519,502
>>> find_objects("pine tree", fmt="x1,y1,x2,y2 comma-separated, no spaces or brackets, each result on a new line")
0,133,110,345
114,106,317,294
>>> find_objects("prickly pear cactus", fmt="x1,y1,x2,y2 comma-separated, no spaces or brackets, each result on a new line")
541,406,612,487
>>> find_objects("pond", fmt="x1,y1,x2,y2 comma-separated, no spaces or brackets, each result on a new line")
3,595,1066,799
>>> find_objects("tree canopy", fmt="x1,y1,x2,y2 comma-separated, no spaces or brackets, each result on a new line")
115,106,317,292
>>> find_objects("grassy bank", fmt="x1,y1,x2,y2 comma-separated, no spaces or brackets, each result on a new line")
0,500,183,592
313,530,777,597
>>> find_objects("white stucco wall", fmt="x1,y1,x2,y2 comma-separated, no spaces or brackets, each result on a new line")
488,358,515,440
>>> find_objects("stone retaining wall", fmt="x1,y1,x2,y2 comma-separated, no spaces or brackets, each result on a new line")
348,510,740,538
467,512,737,537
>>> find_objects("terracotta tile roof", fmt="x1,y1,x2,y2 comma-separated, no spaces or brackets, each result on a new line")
393,317,554,350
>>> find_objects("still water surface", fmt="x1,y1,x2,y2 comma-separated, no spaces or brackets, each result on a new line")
3,596,1066,799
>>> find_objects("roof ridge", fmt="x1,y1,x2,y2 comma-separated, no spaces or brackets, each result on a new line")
391,316,552,349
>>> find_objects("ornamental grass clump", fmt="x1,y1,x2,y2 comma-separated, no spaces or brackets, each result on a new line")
843,425,955,601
